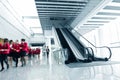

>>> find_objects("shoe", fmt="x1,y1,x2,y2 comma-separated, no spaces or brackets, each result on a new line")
21,64,24,67
15,64,18,67
7,64,9,69
0,68,4,72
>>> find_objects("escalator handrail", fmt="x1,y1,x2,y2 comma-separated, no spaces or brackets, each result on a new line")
85,47,95,59
61,27,112,60
63,23,112,59
63,28,85,55
72,29,112,59
65,24,110,48
61,29,85,60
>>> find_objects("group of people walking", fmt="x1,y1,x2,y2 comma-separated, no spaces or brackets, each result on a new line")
0,38,50,72
28,47,41,59
0,38,28,72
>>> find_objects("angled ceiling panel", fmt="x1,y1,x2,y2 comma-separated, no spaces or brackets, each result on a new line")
104,6,120,10
34,0,120,35
91,17,116,20
112,0,120,3
83,24,104,26
35,0,89,30
87,21,109,23
97,12,120,16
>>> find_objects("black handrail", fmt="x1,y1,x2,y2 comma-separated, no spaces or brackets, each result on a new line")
65,24,112,60
72,29,112,60
85,47,95,59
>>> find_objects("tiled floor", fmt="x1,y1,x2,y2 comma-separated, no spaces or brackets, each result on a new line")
0,54,120,80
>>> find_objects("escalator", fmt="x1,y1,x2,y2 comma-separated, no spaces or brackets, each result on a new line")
61,28,93,62
62,28,110,62
56,28,111,64
55,28,77,63
62,28,87,58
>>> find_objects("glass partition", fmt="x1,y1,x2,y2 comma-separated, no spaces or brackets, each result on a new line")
53,48,68,64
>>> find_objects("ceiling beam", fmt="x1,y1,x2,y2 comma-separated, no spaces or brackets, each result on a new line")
37,8,80,11
87,21,109,23
36,5,84,9
37,11,81,13
35,0,88,2
38,12,80,14
38,13,78,16
39,15,76,17
35,1,86,6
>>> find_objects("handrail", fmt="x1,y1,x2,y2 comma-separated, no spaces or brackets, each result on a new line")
65,24,112,59
61,28,86,60
73,29,96,47
85,47,95,59
66,24,108,48
72,29,112,59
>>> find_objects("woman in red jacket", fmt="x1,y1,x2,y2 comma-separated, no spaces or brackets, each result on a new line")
0,43,3,63
0,38,10,71
12,40,20,67
28,47,32,60
36,48,41,58
8,40,14,66
20,39,28,67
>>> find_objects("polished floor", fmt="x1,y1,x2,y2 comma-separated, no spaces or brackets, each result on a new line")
0,54,120,80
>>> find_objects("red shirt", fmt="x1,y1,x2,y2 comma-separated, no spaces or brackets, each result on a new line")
36,48,41,54
31,49,34,54
28,47,32,54
0,43,2,54
12,43,20,53
10,44,14,53
32,49,36,54
20,42,28,52
2,42,10,54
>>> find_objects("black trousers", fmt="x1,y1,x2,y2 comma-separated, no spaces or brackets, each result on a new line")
20,51,26,66
46,52,49,59
13,52,20,67
0,54,9,69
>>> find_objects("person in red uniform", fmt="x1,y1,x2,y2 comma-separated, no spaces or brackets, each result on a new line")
0,42,3,64
28,47,32,60
12,40,20,67
36,48,41,58
8,40,14,66
32,49,36,58
0,38,10,71
20,39,28,67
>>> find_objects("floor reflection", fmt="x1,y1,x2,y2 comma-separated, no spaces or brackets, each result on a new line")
0,54,120,80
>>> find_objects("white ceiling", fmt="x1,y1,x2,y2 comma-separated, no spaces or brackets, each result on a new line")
35,0,89,30
7,0,120,35
71,0,120,34
35,0,120,34
7,0,43,34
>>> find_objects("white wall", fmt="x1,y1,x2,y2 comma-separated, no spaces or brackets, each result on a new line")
30,35,45,43
0,0,31,41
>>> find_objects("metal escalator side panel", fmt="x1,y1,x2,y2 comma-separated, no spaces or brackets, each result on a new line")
55,28,77,63
60,28,85,60
63,28,87,56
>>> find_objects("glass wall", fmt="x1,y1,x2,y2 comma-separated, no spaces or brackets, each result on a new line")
83,18,120,61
